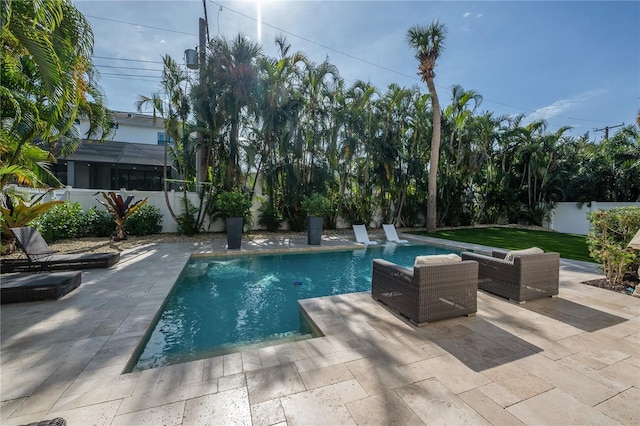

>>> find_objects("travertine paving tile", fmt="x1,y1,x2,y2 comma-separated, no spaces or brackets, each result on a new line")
46,399,121,426
251,398,286,426
111,400,185,426
299,363,354,389
241,350,263,371
479,363,553,407
245,363,305,404
345,357,413,396
419,354,491,394
599,359,640,388
595,386,640,426
346,391,424,425
507,388,618,425
332,379,368,404
281,386,355,425
183,387,251,426
459,389,525,425
513,353,620,406
398,359,436,383
223,352,244,375
396,378,490,425
218,372,246,392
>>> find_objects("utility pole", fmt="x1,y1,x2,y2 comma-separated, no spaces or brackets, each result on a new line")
196,17,207,187
594,123,624,141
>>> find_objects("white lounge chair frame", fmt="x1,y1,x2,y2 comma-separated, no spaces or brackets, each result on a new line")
382,224,409,243
352,224,378,245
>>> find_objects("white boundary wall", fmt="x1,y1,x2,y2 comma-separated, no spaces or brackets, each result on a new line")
17,186,640,235
28,187,220,233
548,201,640,235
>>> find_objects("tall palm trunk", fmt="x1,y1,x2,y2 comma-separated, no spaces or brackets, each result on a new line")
426,77,441,233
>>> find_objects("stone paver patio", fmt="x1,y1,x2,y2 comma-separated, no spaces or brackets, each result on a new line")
1,233,639,425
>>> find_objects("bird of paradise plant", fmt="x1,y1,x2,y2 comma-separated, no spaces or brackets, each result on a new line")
94,192,148,241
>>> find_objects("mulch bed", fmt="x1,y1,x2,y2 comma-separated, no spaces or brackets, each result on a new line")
583,272,639,296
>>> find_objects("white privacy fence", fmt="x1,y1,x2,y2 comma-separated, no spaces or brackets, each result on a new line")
547,201,640,235
13,186,640,235
32,187,217,233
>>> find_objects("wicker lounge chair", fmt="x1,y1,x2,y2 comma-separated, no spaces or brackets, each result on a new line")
1,271,81,304
3,227,120,273
382,224,409,243
352,224,378,245
371,255,478,325
461,248,559,303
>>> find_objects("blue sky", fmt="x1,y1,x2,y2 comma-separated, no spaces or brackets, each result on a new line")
74,0,639,139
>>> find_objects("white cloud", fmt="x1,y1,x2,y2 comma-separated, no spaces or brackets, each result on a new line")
463,12,471,18
476,13,483,18
526,89,607,122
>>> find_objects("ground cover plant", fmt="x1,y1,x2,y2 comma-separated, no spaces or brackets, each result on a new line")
410,227,591,262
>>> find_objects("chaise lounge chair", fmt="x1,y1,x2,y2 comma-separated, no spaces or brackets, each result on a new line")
382,224,409,243
352,224,378,245
372,254,478,325
461,247,559,303
2,227,120,273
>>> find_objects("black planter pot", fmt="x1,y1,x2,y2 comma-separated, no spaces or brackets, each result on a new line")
226,217,243,249
307,216,323,245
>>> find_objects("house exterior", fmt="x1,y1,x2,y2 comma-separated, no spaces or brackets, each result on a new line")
52,111,174,190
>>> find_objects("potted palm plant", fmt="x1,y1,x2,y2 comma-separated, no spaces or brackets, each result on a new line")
216,190,252,249
301,193,332,245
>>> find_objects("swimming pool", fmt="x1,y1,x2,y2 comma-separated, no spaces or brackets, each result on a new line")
130,243,456,371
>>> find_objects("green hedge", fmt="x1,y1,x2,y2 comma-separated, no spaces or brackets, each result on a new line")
33,201,163,242
587,206,640,284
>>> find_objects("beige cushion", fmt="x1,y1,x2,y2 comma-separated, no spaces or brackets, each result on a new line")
414,253,462,267
504,247,544,262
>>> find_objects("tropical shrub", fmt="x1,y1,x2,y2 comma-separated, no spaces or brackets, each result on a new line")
34,201,83,242
94,192,148,241
587,206,640,284
216,190,252,222
258,201,282,232
81,207,115,237
126,204,163,236
176,196,200,235
301,193,332,217
0,190,63,252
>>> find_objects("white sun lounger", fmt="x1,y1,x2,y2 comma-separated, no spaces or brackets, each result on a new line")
382,224,409,243
352,224,378,245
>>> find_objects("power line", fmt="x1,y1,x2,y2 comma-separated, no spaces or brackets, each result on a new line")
94,55,163,64
207,1,614,125
87,4,620,126
85,15,198,36
95,64,163,72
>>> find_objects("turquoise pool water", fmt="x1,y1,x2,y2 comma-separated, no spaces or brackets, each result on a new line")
131,243,456,371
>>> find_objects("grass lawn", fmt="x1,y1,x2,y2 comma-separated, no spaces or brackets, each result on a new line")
409,227,593,262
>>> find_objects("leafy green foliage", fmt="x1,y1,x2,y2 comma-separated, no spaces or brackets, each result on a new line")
34,202,83,242
81,207,115,237
176,196,200,236
258,201,282,232
94,192,148,241
0,190,63,242
126,204,163,236
216,191,252,220
301,193,332,217
587,206,640,284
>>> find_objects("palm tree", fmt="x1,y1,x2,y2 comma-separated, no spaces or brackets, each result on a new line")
407,21,447,232
1,0,112,189
209,34,263,191
136,54,194,224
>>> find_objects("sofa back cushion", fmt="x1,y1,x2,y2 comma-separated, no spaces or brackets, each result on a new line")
414,253,462,267
504,247,543,262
